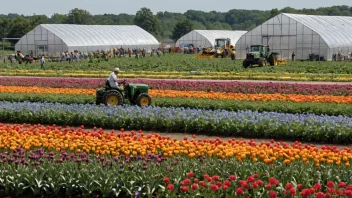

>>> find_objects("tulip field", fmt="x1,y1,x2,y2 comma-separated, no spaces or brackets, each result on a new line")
0,74,352,197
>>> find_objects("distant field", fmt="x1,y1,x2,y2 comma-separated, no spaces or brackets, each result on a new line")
0,54,351,82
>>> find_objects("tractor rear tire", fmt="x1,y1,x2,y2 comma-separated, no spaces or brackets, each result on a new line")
104,91,123,106
243,60,250,68
137,93,152,107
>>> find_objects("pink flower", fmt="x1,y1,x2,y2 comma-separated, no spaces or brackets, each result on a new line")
339,182,347,189
236,188,244,195
315,192,325,198
229,175,237,181
269,191,277,198
314,183,322,191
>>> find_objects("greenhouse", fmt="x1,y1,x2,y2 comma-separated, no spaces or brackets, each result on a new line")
15,24,160,56
175,30,247,48
236,13,352,61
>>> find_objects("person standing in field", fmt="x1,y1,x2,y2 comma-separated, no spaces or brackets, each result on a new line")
40,56,45,70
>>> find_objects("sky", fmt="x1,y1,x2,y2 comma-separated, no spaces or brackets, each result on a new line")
1,0,352,16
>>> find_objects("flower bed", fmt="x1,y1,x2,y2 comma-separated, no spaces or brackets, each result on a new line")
1,77,351,95
1,85,351,104
0,102,351,143
1,93,352,116
0,123,351,197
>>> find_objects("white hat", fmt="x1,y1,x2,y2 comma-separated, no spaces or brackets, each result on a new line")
114,68,121,72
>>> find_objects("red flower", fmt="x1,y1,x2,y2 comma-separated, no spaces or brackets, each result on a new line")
309,188,315,194
297,184,303,191
163,177,170,184
314,183,322,191
347,185,352,191
269,191,277,198
216,181,223,187
328,188,335,193
206,177,212,182
183,179,191,185
256,180,263,186
236,188,244,195
203,174,209,179
325,193,331,198
327,181,335,188
247,176,255,183
252,182,259,189
180,186,188,193
224,180,231,187
222,185,229,190
265,184,272,190
187,172,194,178
253,174,259,178
289,188,296,196
345,190,352,196
337,189,344,196
210,184,219,192
285,183,294,190
193,178,199,183
315,192,325,198
212,175,220,181
339,182,347,189
269,177,279,185
199,181,207,188
167,184,174,191
229,175,237,181
300,189,311,197
191,183,198,190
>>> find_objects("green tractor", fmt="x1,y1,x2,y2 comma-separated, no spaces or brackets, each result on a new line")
96,80,152,107
243,45,279,68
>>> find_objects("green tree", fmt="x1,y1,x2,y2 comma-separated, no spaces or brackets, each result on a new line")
29,15,48,29
7,16,31,39
0,18,12,38
171,19,193,41
134,7,160,35
65,8,93,24
50,13,68,24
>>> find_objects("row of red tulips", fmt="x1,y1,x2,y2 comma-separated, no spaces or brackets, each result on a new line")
0,77,351,96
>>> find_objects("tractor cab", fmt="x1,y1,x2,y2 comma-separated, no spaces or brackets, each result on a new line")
214,38,231,49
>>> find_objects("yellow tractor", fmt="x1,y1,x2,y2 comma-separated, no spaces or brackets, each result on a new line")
197,38,236,60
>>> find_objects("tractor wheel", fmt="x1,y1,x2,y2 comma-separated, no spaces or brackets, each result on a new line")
137,93,152,107
269,55,278,66
243,60,250,68
104,91,123,106
259,58,265,67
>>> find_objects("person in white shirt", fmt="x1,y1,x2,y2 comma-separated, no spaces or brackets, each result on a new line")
108,68,125,89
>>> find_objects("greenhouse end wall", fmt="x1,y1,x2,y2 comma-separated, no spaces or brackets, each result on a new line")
236,14,330,61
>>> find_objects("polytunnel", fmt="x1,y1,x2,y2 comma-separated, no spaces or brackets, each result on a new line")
236,13,352,61
15,24,160,56
176,30,247,48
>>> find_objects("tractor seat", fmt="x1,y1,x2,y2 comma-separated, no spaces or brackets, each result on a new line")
105,79,111,90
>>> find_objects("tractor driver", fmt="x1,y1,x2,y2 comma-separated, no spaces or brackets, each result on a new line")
108,68,125,89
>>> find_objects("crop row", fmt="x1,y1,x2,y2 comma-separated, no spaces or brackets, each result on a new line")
1,69,352,81
1,86,351,104
1,77,351,96
1,93,352,116
0,124,352,197
0,102,351,143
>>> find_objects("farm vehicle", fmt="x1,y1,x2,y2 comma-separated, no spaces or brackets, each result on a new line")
242,45,280,68
96,80,152,107
197,38,236,59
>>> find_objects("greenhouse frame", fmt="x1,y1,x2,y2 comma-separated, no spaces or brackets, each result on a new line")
176,30,247,48
236,13,352,61
15,24,160,56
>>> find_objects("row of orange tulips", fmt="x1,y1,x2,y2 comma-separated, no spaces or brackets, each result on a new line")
0,124,351,167
1,85,352,104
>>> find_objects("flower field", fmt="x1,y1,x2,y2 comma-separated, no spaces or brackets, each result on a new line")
0,74,352,197
0,123,352,197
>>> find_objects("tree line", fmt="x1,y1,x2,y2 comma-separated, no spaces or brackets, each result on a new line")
0,6,351,44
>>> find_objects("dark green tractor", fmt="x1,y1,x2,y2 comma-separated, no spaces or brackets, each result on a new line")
243,45,279,68
96,80,152,107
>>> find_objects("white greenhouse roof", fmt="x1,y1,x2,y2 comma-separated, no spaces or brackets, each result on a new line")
40,24,159,47
283,13,352,48
194,30,247,42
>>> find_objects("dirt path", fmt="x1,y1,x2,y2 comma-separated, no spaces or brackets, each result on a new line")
1,76,351,85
